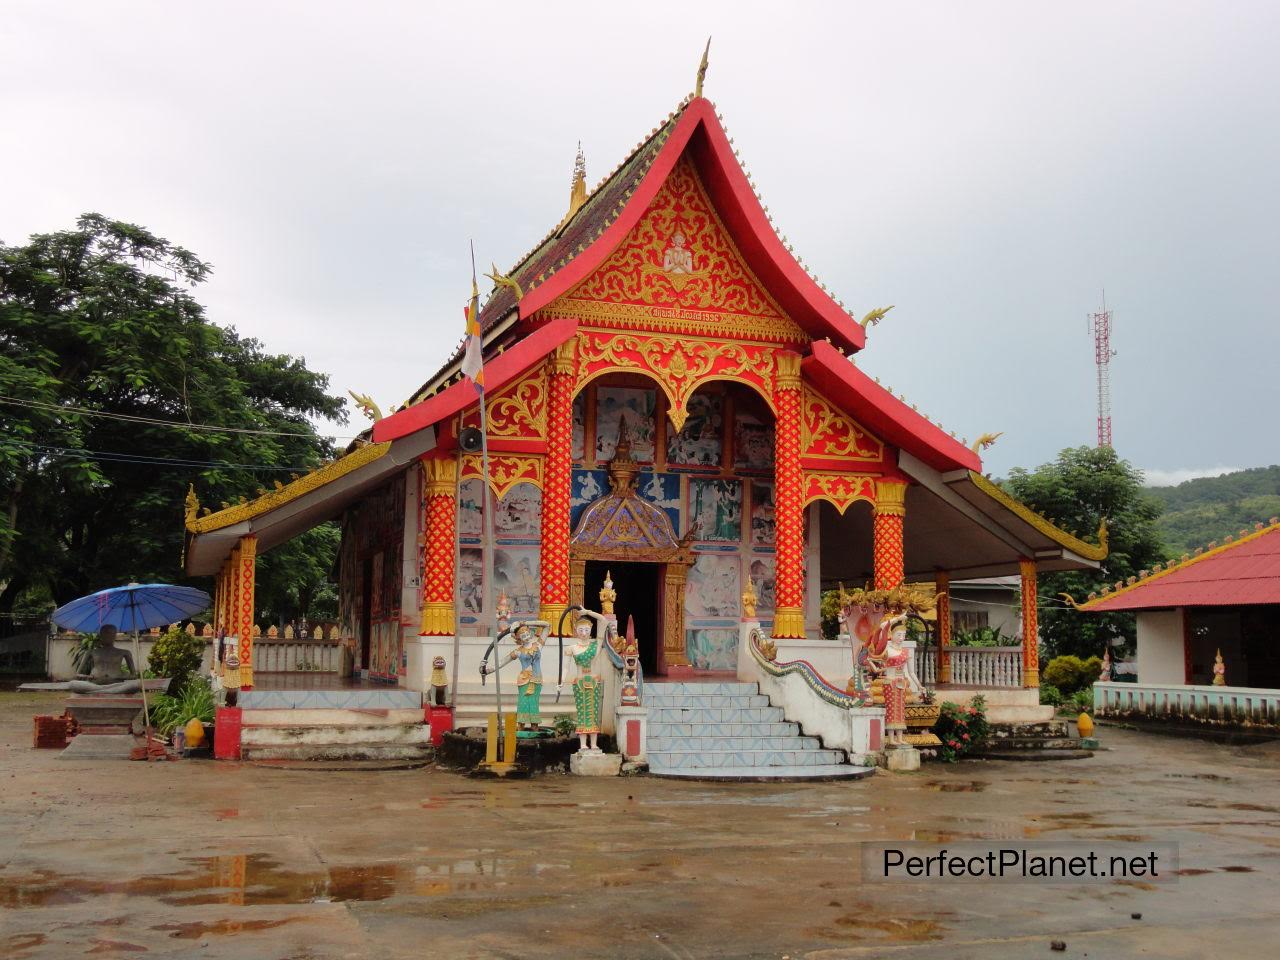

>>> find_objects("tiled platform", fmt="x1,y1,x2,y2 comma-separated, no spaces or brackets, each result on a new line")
645,681,874,781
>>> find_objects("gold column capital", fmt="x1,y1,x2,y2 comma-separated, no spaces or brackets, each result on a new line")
775,351,802,391
551,339,577,377
873,479,908,517
772,607,806,640
422,457,458,496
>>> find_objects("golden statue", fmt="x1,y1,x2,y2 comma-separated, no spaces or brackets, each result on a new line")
971,432,1003,453
485,263,524,301
741,579,759,620
348,390,383,422
694,37,711,98
859,306,894,330
598,570,617,617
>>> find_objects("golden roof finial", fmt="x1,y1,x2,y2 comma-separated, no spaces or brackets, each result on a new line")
567,142,587,220
695,37,711,98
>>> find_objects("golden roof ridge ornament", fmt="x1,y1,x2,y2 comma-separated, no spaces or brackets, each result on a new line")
567,142,587,220
485,263,524,301
695,37,711,98
348,390,383,422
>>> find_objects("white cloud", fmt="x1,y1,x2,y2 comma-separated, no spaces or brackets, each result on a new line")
1143,466,1244,488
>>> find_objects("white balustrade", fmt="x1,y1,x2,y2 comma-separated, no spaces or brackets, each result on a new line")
1094,681,1280,724
940,646,1023,688
252,639,349,675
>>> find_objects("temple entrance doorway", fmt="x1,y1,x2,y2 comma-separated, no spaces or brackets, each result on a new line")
584,560,661,676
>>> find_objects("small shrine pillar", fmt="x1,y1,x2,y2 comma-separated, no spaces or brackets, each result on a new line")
935,570,952,683
1019,558,1039,687
873,480,908,590
538,341,576,625
771,352,806,639
419,457,458,636
232,534,257,689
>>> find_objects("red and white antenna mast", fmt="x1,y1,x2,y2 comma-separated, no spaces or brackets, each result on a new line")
1087,292,1116,447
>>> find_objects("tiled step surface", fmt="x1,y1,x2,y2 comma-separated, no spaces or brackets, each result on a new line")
645,681,872,781
240,687,422,710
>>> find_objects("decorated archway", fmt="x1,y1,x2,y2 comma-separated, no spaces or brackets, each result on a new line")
568,423,695,673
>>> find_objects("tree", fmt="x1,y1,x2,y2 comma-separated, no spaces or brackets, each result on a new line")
1002,445,1167,660
0,214,348,614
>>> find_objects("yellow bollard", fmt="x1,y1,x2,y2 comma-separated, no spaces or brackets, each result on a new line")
485,713,500,765
504,713,518,764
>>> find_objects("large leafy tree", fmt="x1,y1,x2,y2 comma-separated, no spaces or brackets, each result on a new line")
1002,445,1167,660
0,214,347,616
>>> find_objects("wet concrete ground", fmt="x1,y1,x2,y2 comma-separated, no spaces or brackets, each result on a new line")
2,690,1279,959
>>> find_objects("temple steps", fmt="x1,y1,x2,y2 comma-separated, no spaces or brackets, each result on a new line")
450,681,574,727
240,695,433,762
970,719,1093,761
644,681,874,781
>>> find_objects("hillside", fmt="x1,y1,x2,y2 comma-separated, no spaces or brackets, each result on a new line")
1147,465,1280,555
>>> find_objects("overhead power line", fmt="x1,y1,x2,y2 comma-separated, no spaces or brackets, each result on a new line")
0,395,357,440
3,438,319,473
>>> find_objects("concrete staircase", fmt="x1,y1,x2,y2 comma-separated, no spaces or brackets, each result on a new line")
238,687,432,762
645,681,874,781
972,719,1094,761
451,680,573,729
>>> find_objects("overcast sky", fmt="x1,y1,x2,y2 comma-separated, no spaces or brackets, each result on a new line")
4,2,1277,485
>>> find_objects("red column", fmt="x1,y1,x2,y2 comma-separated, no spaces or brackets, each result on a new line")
936,570,952,683
873,481,907,590
538,342,576,626
1020,557,1039,687
772,352,805,639
236,535,256,689
419,457,457,636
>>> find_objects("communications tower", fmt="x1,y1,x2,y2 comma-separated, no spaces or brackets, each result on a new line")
1087,293,1116,447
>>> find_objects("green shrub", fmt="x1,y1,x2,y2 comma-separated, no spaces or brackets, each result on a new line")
952,626,1013,648
1072,687,1095,713
1042,655,1103,696
934,695,990,762
148,677,215,736
1039,683,1065,707
553,714,577,737
147,627,205,695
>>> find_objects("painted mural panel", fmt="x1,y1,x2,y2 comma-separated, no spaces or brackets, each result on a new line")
458,477,484,540
572,392,586,461
459,547,484,616
687,552,740,619
746,555,776,613
493,482,541,540
570,469,609,529
750,480,776,547
494,546,540,616
686,628,738,672
689,477,742,543
734,412,775,471
637,471,682,532
666,392,722,467
595,386,656,462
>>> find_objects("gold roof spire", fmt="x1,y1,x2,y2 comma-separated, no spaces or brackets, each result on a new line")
567,142,587,220
695,37,711,98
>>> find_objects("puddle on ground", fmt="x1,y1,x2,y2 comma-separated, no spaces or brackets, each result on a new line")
5,933,46,956
922,781,987,793
832,914,946,941
155,918,304,939
1165,772,1231,781
86,939,149,953
0,854,573,907
1175,868,1213,876
1220,865,1255,872
1187,800,1280,813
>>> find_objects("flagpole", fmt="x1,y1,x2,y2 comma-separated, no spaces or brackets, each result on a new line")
468,241,504,739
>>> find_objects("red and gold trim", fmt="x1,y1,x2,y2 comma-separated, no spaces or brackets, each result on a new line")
935,570,952,683
538,341,576,625
801,472,876,514
772,352,805,639
235,535,256,689
420,458,457,636
1020,558,1039,687
872,480,907,591
460,454,544,498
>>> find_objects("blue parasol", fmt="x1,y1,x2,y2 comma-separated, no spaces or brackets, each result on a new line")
51,583,211,634
51,583,212,747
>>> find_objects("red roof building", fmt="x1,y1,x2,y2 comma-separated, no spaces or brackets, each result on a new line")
183,84,1106,701
1083,519,1280,691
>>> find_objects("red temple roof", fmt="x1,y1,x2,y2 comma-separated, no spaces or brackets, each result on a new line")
1080,519,1280,611
480,96,864,351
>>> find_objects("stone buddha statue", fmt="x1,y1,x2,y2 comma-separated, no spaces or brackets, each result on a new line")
21,624,165,695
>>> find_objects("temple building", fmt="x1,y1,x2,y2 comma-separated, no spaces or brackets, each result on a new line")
182,86,1107,724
